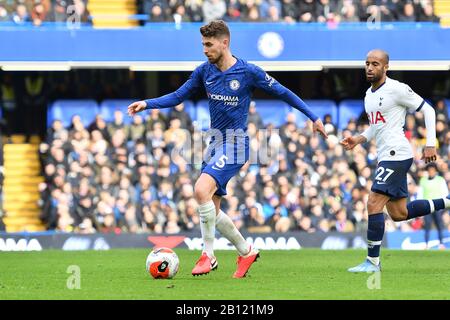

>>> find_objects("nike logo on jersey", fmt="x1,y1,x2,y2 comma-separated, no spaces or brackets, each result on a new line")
211,166,222,170
206,81,214,85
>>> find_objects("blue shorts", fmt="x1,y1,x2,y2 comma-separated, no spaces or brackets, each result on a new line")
371,158,413,199
201,140,249,196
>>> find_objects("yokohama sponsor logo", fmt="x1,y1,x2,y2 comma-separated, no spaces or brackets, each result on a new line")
184,237,301,250
0,238,42,251
208,93,239,102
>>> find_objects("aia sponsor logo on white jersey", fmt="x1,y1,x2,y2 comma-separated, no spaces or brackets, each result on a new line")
364,77,424,161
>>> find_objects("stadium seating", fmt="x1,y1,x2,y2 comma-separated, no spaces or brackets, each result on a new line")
447,99,450,118
180,100,197,121
253,100,291,127
46,98,449,131
302,100,338,127
195,100,211,130
99,99,135,124
338,100,365,130
87,0,139,28
47,100,99,128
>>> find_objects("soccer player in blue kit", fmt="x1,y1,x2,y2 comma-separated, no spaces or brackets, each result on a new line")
128,20,327,278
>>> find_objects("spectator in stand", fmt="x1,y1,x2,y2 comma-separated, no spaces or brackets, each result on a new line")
419,2,440,23
357,0,373,21
366,3,394,22
0,4,9,21
12,3,30,24
173,4,191,23
149,3,167,21
107,110,129,140
259,0,281,20
72,0,91,24
224,0,241,22
265,4,281,22
185,0,204,22
88,115,110,142
50,0,68,22
248,101,264,129
202,0,226,23
398,2,416,22
420,163,448,249
146,109,167,131
129,114,146,142
330,207,355,232
31,0,50,26
435,99,448,124
167,102,193,131
316,0,339,23
299,0,316,22
340,3,360,22
281,0,298,23
242,4,260,22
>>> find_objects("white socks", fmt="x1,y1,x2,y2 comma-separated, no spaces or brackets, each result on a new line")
367,256,380,266
216,210,250,256
444,197,450,209
198,202,250,258
198,200,216,258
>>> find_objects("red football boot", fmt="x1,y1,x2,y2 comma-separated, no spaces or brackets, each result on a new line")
192,252,218,276
233,247,260,278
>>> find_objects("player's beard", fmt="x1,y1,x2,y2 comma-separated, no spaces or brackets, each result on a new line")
366,72,381,84
208,52,222,65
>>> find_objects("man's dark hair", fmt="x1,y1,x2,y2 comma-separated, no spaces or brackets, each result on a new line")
200,20,230,39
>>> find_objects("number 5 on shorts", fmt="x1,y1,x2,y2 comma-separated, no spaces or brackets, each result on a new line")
375,167,394,182
213,155,228,170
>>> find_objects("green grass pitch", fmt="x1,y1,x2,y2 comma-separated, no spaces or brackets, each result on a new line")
0,249,449,300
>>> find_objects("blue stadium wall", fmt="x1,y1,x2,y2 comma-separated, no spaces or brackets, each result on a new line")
0,23,449,64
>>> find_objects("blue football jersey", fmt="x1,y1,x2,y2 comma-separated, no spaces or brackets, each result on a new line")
144,57,318,135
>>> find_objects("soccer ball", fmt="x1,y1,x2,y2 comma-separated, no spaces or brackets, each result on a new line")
146,247,179,279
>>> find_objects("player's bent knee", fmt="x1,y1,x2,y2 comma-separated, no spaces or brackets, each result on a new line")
391,210,408,222
194,185,210,204
194,177,216,204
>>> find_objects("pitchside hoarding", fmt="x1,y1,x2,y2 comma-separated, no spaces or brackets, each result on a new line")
2,231,448,252
0,232,367,252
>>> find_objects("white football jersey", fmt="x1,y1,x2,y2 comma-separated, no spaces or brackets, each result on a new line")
364,77,424,162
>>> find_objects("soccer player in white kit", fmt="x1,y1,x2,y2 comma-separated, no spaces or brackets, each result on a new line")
341,49,450,272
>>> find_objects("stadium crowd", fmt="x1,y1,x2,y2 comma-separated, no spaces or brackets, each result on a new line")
0,0,440,26
0,0,91,26
36,99,450,234
142,0,440,24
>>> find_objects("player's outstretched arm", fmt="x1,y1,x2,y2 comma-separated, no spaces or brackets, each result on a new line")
127,100,147,116
312,119,328,139
340,135,367,150
249,64,327,139
340,123,373,150
128,65,204,115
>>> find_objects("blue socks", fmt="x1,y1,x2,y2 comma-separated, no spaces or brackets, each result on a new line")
406,199,445,220
433,199,446,211
367,213,385,261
